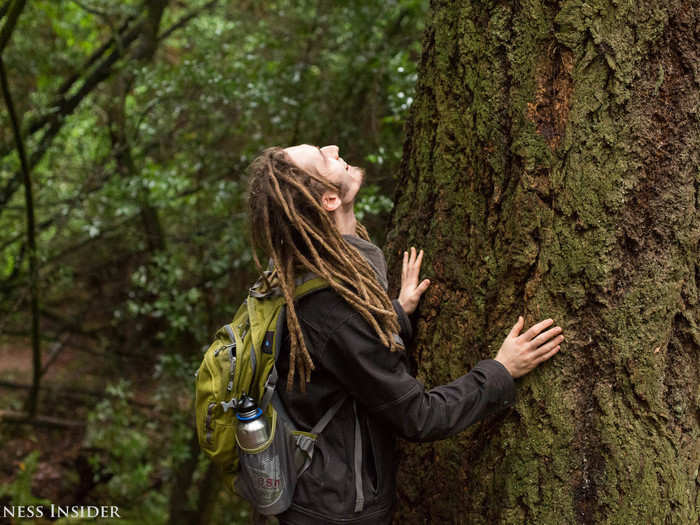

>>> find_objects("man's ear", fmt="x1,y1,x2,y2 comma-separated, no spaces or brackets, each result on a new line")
322,190,341,212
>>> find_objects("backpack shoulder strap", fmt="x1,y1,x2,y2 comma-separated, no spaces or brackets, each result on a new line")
292,274,328,299
258,276,329,410
249,271,327,299
310,394,347,435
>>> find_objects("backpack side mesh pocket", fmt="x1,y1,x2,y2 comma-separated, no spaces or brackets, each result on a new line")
234,406,296,514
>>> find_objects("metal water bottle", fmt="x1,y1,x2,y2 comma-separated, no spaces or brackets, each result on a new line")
235,394,268,449
234,393,287,511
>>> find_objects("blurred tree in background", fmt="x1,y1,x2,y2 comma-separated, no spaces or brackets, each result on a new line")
0,1,427,523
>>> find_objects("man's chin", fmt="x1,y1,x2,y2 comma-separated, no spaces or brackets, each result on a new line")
351,166,365,186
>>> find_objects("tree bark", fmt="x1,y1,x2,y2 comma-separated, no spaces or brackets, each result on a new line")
194,461,222,525
168,424,202,525
385,1,699,524
105,73,166,253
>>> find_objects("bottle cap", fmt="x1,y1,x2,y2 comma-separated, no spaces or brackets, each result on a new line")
236,394,262,420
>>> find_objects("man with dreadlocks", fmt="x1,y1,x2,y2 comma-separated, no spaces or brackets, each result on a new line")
246,145,564,524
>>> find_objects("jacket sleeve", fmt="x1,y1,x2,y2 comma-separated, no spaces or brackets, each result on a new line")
320,311,516,442
391,299,413,343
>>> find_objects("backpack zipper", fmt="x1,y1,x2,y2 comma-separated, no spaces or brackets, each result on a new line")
214,342,235,357
205,402,217,444
227,347,237,392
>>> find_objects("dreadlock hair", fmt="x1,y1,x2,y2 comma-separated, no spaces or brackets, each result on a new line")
247,146,401,392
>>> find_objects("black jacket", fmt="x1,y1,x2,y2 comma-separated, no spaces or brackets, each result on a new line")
275,288,516,524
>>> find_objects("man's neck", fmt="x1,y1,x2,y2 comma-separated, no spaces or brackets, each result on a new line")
333,204,357,236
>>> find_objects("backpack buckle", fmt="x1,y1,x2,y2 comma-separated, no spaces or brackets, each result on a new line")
220,398,238,412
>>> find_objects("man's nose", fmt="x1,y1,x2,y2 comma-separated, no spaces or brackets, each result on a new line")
321,145,339,159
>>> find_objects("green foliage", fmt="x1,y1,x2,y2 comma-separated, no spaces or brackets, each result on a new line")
124,252,209,342
80,379,184,524
0,451,53,516
84,381,156,502
79,369,253,524
355,184,395,222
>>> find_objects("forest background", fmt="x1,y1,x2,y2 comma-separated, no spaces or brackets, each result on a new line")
0,1,428,523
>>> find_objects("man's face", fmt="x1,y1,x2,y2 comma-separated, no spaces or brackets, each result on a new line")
284,144,364,206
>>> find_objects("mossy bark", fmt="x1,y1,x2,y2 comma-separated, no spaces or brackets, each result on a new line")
384,1,699,523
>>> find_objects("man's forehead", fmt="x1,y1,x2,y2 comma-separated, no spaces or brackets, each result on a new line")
283,144,323,170
283,143,318,155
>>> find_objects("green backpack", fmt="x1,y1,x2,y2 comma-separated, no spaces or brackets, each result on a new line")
194,272,362,515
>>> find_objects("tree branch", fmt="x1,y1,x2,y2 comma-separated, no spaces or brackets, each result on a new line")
0,15,138,159
0,1,12,21
0,379,155,409
55,16,136,109
1,327,156,362
157,0,219,42
70,0,118,19
0,18,145,209
0,0,220,213
40,332,71,375
0,410,85,428
0,0,26,55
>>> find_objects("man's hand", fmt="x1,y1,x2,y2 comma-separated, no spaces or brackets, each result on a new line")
398,247,431,315
495,317,563,378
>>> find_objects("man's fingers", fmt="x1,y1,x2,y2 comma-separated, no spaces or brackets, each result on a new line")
522,318,554,341
532,334,564,357
406,246,415,282
402,250,408,282
412,248,424,280
403,247,427,285
417,278,430,294
508,316,524,337
534,344,561,365
406,247,423,280
529,326,563,349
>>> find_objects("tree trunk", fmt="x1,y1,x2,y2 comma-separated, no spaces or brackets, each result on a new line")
194,461,222,525
385,1,699,524
168,424,202,525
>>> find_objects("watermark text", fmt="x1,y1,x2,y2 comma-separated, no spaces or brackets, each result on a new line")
1,505,121,519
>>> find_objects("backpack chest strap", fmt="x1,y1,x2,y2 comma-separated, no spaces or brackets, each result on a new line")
259,302,288,411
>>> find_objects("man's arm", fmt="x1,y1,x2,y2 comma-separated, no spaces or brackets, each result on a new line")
320,305,563,442
391,299,413,343
320,309,515,442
